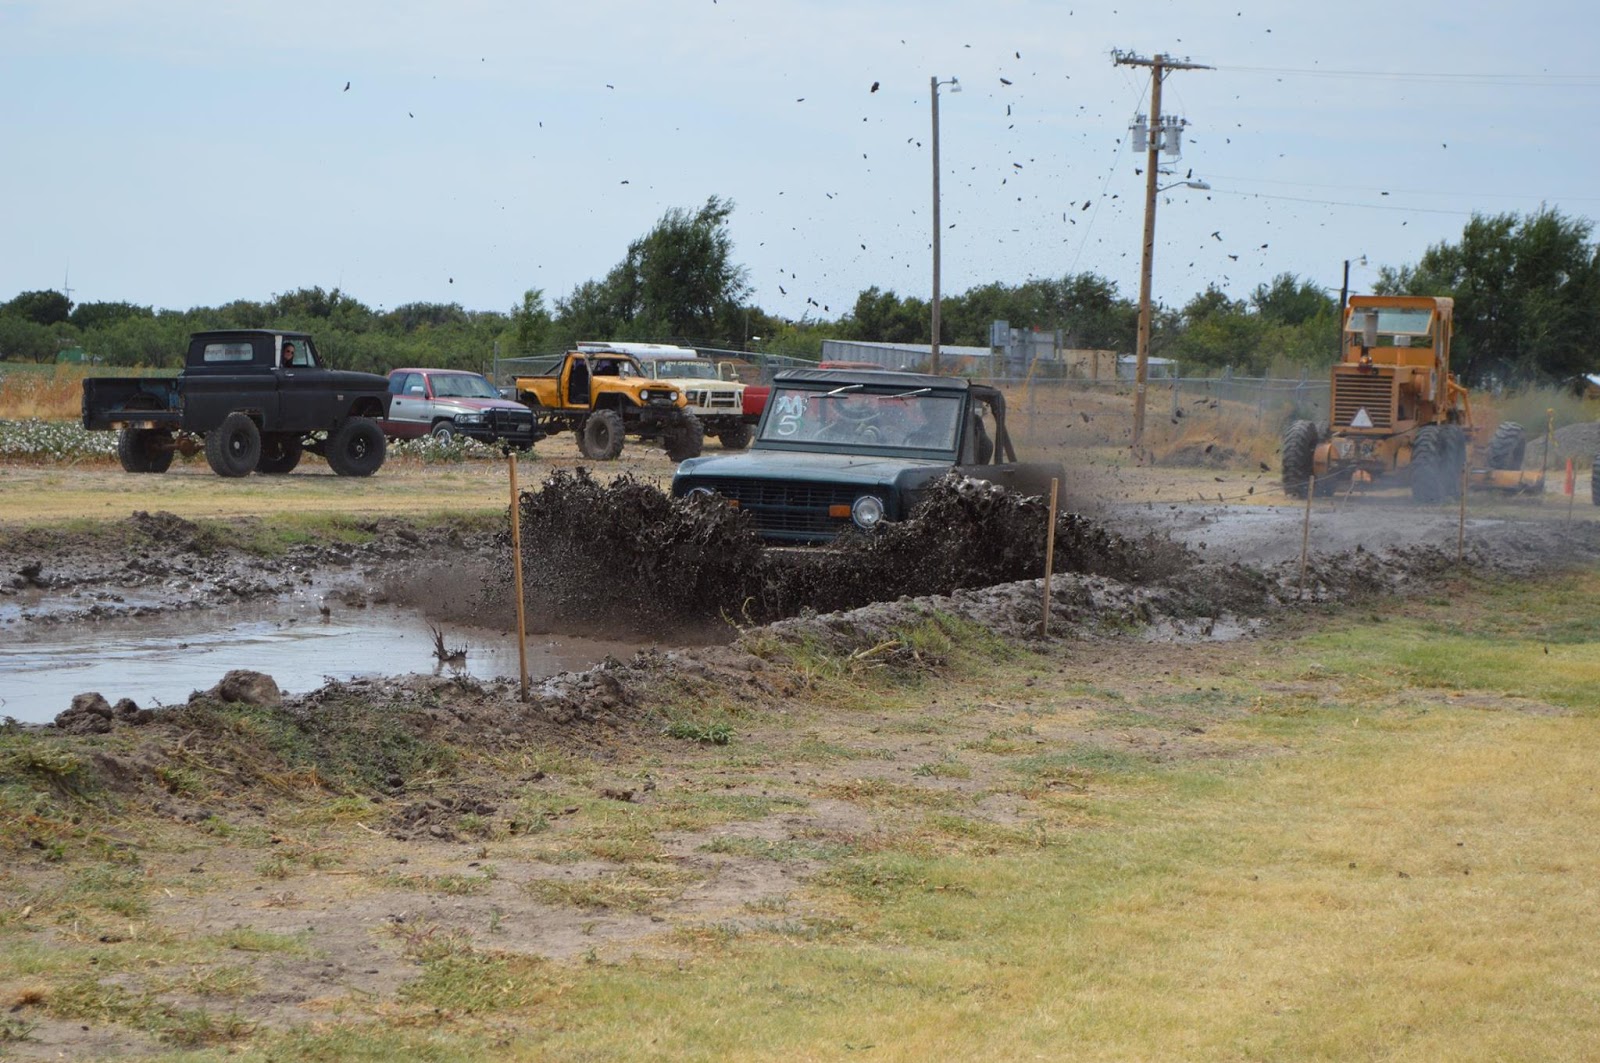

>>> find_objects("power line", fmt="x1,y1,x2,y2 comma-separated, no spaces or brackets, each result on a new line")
1064,74,1147,278
1207,187,1476,216
1221,64,1600,86
1204,173,1600,204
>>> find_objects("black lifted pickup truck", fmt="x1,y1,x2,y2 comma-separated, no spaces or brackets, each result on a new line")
82,330,392,477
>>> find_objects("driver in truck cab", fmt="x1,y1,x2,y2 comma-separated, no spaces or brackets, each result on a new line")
280,341,297,368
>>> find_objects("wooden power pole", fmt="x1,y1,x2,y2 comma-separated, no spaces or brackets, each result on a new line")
1111,50,1211,450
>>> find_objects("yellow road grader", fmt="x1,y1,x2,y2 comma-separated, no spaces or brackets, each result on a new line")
1282,294,1541,501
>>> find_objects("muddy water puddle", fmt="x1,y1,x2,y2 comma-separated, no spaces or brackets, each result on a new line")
0,599,645,725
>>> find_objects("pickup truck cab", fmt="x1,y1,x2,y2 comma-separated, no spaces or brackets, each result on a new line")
382,368,540,447
671,368,1061,543
82,330,391,477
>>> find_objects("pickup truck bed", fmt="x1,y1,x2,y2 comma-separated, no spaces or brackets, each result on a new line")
82,378,182,430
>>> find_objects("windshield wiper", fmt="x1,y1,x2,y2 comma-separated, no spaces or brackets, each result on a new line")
817,384,864,398
884,388,932,400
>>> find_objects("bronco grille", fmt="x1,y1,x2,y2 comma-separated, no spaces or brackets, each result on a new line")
1332,369,1394,429
708,480,870,536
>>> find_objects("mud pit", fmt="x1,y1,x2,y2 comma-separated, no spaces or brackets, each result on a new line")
5,480,1600,726
0,600,638,725
0,509,656,724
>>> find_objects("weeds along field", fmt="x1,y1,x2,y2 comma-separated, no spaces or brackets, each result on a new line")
0,364,159,420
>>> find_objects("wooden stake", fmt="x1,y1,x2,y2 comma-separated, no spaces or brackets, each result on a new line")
1457,457,1468,565
508,451,530,701
1042,477,1060,636
1298,476,1314,598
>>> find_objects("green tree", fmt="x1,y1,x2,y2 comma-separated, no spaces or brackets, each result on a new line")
840,286,928,343
554,279,620,345
69,301,153,330
1251,273,1335,326
0,316,59,361
510,289,553,354
554,196,751,345
1171,286,1268,373
4,289,72,326
1379,208,1600,384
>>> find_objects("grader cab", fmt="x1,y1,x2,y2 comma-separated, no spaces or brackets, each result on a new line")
1282,295,1538,501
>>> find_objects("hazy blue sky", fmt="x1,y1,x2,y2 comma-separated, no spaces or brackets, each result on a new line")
3,0,1596,327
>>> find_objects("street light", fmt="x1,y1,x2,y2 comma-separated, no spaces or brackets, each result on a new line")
930,75,960,376
1158,179,1210,193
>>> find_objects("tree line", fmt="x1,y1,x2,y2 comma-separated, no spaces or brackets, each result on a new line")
3,197,1595,387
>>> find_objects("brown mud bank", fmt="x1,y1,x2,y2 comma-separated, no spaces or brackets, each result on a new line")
0,509,505,629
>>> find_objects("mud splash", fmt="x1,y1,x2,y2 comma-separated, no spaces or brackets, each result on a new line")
494,469,1211,634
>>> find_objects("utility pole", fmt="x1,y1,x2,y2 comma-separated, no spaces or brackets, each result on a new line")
1112,50,1210,449
930,75,960,376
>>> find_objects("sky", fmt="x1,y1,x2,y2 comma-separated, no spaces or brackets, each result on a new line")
3,0,1598,329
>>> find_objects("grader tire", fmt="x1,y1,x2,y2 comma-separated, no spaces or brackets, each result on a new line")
1487,422,1527,471
1440,425,1467,500
1281,420,1318,499
1410,425,1448,503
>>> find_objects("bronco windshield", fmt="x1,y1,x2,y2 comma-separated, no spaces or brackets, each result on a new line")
430,373,500,399
759,385,964,452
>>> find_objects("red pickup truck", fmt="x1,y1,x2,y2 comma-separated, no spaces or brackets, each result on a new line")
380,368,541,447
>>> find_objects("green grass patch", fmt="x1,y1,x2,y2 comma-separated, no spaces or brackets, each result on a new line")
662,719,735,745
1286,573,1600,713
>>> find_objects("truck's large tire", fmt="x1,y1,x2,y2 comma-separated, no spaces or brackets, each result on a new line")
1592,460,1599,507
117,427,174,474
716,422,753,450
1281,420,1318,499
664,413,705,462
204,413,261,478
256,433,304,475
326,417,386,477
1410,425,1448,503
1487,421,1526,470
579,409,625,460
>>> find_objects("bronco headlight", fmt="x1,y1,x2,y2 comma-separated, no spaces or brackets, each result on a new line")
851,495,885,530
669,391,679,401
685,486,716,500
